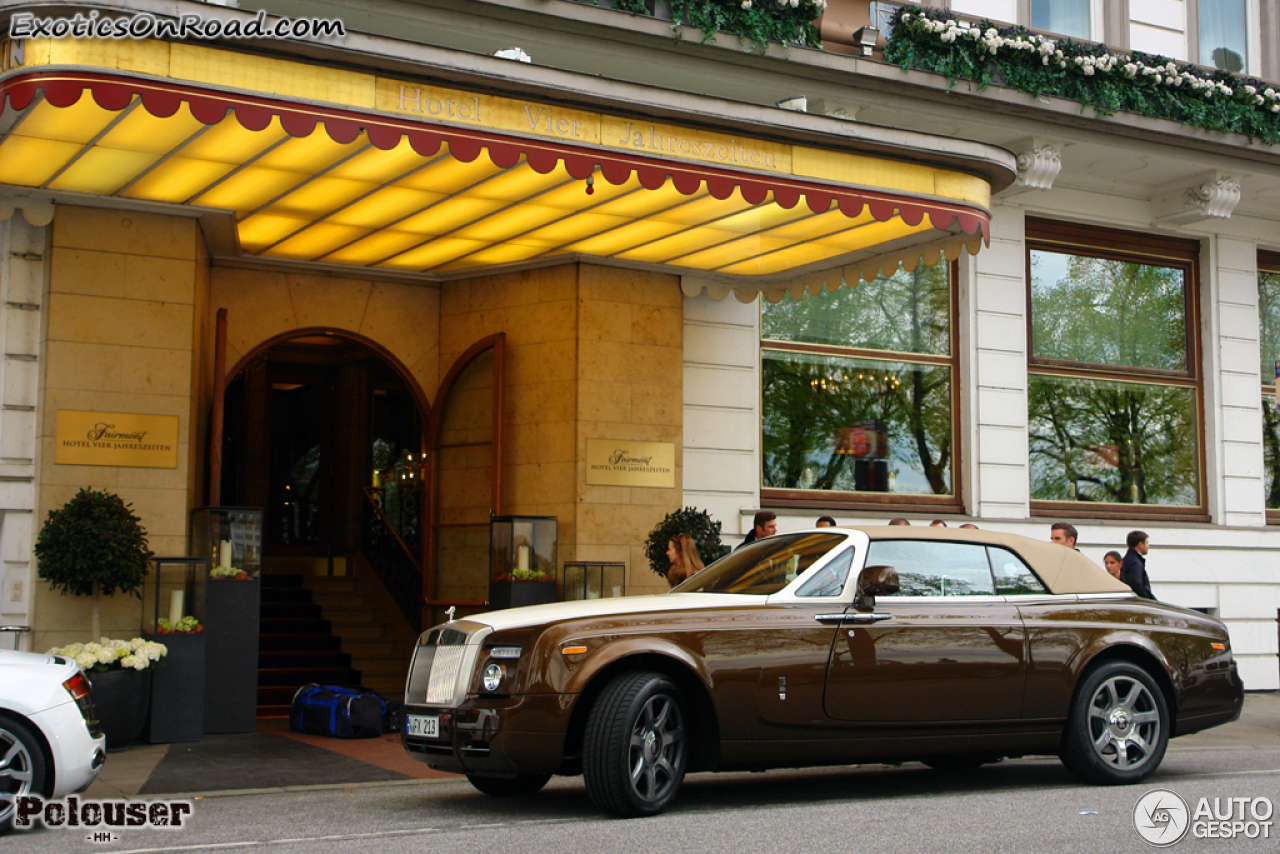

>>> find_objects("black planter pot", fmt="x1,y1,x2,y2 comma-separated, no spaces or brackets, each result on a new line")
203,575,260,734
86,668,153,750
144,632,205,743
489,580,557,610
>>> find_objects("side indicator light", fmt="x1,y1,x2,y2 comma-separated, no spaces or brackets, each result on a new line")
1211,643,1226,651
561,645,588,655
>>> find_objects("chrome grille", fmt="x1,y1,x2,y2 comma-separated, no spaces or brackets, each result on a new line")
406,625,480,707
426,645,466,705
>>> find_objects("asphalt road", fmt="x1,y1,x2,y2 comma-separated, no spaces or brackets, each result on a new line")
6,741,1279,854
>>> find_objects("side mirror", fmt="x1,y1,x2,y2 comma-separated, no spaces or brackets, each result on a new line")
855,564,899,608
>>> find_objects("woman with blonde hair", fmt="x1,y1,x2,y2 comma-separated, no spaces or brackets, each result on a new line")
665,533,705,587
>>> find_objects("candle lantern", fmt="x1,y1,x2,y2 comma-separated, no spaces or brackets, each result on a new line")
489,515,557,610
190,507,264,580
144,557,208,635
562,561,625,600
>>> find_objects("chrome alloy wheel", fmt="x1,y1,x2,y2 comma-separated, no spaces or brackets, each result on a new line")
628,692,686,804
0,724,37,825
1086,674,1162,772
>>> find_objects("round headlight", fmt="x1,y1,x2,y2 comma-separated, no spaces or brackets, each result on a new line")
482,662,504,692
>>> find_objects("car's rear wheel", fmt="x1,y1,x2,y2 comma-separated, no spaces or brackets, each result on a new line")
583,671,688,817
465,772,551,797
1,715,47,834
1060,660,1169,785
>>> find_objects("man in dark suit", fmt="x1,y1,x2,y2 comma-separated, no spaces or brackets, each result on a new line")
735,510,776,550
1120,530,1156,600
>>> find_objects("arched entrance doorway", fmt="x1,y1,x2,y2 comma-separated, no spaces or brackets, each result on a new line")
219,330,430,572
216,329,433,709
214,327,505,636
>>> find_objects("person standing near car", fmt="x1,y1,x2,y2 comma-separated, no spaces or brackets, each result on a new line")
665,533,705,587
1120,531,1156,600
1050,521,1078,549
735,510,776,550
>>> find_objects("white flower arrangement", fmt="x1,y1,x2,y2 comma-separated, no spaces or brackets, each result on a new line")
47,637,168,673
892,6,1280,125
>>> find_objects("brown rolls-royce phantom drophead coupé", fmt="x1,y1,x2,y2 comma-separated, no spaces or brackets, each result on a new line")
401,527,1243,817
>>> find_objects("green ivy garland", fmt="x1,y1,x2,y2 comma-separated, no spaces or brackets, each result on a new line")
884,4,1280,144
570,0,825,50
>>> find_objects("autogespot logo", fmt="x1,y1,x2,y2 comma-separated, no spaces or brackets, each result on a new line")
1134,789,1191,847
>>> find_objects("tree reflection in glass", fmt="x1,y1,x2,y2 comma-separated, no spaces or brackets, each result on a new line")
762,352,952,495
1029,375,1198,504
762,262,950,355
761,261,953,497
1030,250,1187,370
1261,271,1280,509
1028,247,1198,506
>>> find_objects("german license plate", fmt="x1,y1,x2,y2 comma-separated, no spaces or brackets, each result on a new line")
405,714,440,738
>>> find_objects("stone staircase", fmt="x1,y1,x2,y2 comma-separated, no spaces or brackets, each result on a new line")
257,571,410,718
306,574,408,699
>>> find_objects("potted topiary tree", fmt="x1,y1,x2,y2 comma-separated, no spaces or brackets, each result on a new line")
644,506,729,584
35,487,153,640
35,487,156,748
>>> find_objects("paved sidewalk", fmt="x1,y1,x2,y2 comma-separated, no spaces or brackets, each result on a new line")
84,693,1278,799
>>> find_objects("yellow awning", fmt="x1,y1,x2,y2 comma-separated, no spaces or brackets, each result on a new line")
0,41,993,290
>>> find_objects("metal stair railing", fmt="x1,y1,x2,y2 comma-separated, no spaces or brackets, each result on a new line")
361,487,424,633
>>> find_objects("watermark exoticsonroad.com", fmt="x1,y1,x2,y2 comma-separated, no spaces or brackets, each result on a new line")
7,9,346,41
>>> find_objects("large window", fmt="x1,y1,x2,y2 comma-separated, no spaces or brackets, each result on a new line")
1198,0,1248,73
1260,252,1280,519
1026,220,1204,518
761,260,958,509
1032,0,1091,39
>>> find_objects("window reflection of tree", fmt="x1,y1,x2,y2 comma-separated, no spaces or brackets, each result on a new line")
761,261,953,496
1260,269,1280,509
1028,251,1198,505
1029,378,1197,504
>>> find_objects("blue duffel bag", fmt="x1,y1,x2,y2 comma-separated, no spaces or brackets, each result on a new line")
289,683,387,739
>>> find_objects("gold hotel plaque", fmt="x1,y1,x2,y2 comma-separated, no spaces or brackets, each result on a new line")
55,411,179,469
586,439,675,488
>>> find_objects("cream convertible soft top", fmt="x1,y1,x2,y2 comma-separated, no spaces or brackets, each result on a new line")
849,526,1133,596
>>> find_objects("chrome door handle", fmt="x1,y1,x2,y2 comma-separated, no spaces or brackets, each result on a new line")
815,613,893,624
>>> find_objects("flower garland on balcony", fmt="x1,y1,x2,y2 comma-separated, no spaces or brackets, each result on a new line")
602,0,826,49
884,4,1280,144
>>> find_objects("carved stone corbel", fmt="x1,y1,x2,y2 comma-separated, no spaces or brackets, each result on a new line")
1006,137,1065,194
1152,171,1242,225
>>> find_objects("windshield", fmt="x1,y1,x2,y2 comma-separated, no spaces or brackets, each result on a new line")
672,532,847,595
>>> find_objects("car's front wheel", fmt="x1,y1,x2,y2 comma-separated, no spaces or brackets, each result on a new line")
1,714,48,834
583,671,689,817
465,773,551,796
1060,660,1169,785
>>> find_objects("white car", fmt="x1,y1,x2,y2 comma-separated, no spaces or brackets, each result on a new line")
1,650,106,832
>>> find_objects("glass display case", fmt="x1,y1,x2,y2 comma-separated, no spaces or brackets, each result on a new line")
563,561,625,600
190,507,263,580
143,557,208,634
489,515,557,610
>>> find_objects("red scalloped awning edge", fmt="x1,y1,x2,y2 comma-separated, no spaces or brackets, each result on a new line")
1,71,991,241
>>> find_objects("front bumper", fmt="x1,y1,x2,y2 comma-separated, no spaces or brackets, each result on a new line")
31,700,106,797
401,695,569,777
